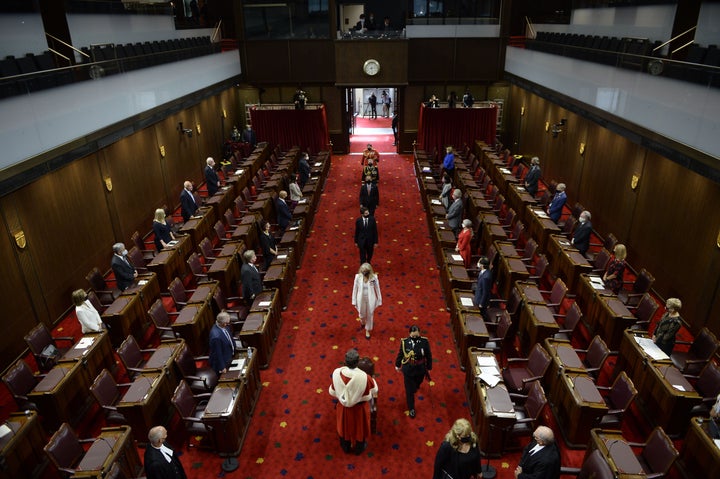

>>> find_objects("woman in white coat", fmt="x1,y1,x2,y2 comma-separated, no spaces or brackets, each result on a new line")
352,263,382,339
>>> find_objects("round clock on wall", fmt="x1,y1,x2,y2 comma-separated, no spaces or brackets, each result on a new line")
363,59,380,76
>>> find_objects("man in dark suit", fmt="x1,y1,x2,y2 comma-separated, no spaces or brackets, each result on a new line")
446,189,463,237
241,124,257,147
354,206,378,264
473,257,493,318
368,92,377,119
208,312,234,375
204,157,220,197
394,325,432,419
180,180,198,223
111,242,137,291
298,153,311,189
359,175,379,215
571,210,592,256
275,190,293,231
240,250,263,305
515,426,561,479
547,183,567,223
524,156,541,197
144,426,187,479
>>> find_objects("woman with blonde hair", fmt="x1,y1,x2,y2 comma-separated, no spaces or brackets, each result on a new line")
351,263,382,340
433,418,481,479
72,289,104,333
652,298,683,355
602,243,627,294
152,208,175,252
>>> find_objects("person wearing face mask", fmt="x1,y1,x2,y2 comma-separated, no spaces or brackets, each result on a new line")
433,418,481,479
362,159,379,183
354,206,378,264
359,175,379,216
111,242,137,291
571,210,592,256
515,426,561,479
351,263,382,339
395,325,432,418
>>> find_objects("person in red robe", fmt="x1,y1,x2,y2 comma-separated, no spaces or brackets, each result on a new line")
455,219,473,269
329,348,378,455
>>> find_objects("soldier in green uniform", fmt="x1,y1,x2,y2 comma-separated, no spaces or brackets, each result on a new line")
395,325,432,418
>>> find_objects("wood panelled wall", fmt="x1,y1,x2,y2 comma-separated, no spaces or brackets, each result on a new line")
505,85,720,336
0,88,244,371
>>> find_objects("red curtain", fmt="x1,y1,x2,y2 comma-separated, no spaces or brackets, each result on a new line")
250,105,330,154
417,104,497,159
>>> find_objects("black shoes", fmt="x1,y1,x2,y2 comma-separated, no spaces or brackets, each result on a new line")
354,441,367,455
339,438,351,454
409,409,416,418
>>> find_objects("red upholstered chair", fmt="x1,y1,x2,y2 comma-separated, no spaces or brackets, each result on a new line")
595,371,637,429
166,277,196,309
1,360,42,411
130,230,155,260
552,301,584,342
186,253,210,283
44,423,97,477
561,215,577,237
116,335,162,379
507,381,547,448
629,293,659,330
502,344,551,393
527,254,551,287
213,221,233,244
85,267,120,306
89,369,129,425
626,427,678,478
173,342,218,394
575,335,610,377
618,268,654,308
685,361,720,417
506,220,526,248
147,298,181,342
24,323,74,372
484,311,514,365
519,238,538,264
234,196,250,217
671,327,719,375
126,246,149,273
539,278,570,312
560,449,615,479
171,380,213,450
590,248,611,274
603,233,619,254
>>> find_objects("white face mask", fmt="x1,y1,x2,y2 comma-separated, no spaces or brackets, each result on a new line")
579,217,586,224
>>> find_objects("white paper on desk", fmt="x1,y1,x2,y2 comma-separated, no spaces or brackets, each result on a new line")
478,372,501,387
138,280,148,286
425,176,434,181
534,210,549,218
480,366,501,377
672,384,686,391
714,439,720,449
289,226,299,231
591,283,607,290
422,167,432,172
500,168,511,174
0,424,11,439
431,199,441,205
277,254,287,260
476,356,498,367
460,297,475,307
515,186,525,191
298,198,308,204
74,337,95,349
258,301,272,307
588,275,603,283
451,254,463,261
229,358,246,371
558,239,571,246
167,240,178,246
314,162,322,167
235,169,244,175
634,336,670,361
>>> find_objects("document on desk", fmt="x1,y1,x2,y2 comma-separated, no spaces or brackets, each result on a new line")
425,176,434,181
431,199,441,205
480,366,501,377
479,372,500,387
460,297,475,307
298,198,308,204
314,162,322,167
533,209,549,218
258,301,272,307
476,355,498,368
634,336,670,361
515,185,525,191
0,424,12,439
167,240,178,247
500,168,512,174
74,337,95,350
451,254,463,261
229,358,246,372
277,254,287,260
422,166,432,173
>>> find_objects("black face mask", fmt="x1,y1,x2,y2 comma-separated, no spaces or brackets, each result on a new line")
460,436,471,443
366,180,372,184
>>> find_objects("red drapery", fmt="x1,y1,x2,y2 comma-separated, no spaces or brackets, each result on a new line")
417,104,497,159
250,105,330,154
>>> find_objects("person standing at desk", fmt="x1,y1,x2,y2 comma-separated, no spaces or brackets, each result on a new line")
473,256,492,317
180,180,198,223
145,426,187,479
395,325,432,418
209,312,234,375
443,146,456,182
259,219,278,271
111,242,137,291
455,219,473,269
72,289,104,333
571,210,592,256
446,189,464,238
241,250,263,305
432,418,481,479
354,206,378,265
524,156,541,197
602,243,627,294
152,208,175,252
275,190,293,232
547,183,567,223
298,152,311,189
652,297,683,355
204,157,220,197
515,426,561,479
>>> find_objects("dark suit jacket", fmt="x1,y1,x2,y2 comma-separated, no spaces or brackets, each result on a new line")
298,158,310,187
474,268,493,310
572,220,592,256
205,165,219,196
144,443,187,479
359,182,379,211
209,324,234,374
446,198,463,231
240,263,262,302
275,198,293,230
111,254,135,291
354,216,378,247
518,441,561,479
180,189,197,222
548,191,566,223
525,165,541,195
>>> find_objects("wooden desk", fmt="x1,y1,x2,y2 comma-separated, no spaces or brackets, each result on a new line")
0,411,46,479
515,281,546,305
179,207,214,250
450,290,480,354
588,429,646,478
116,373,173,443
238,311,274,369
467,190,491,220
219,348,261,416
231,215,259,251
442,264,474,302
466,349,515,456
208,254,240,299
28,361,90,429
216,240,245,259
172,301,214,356
59,331,116,386
164,234,192,264
262,264,291,311
71,426,141,479
147,248,183,291
544,338,586,400
122,272,161,314
553,372,608,447
141,340,185,389
456,313,489,371
249,197,273,223
577,273,614,314
505,184,537,225
202,381,249,456
188,280,220,308
279,223,306,263
519,303,559,353
615,330,672,401
680,417,720,478
204,185,235,221
588,296,635,349
101,294,146,348
548,235,592,291
497,255,530,300
272,247,297,273
525,206,561,252
250,289,281,338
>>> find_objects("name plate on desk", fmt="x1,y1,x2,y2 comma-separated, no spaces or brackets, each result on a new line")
257,301,271,307
229,358,246,372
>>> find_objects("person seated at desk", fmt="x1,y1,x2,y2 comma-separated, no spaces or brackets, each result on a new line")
241,250,263,305
152,208,176,252
361,144,379,166
571,210,592,256
72,289,104,333
180,180,198,223
209,312,235,375
111,242,137,291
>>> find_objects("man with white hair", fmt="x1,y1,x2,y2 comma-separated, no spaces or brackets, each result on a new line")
204,157,220,196
525,156,541,197
515,426,561,479
571,210,593,256
446,189,464,237
547,183,567,223
180,180,198,222
144,426,187,479
111,242,136,291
